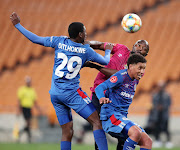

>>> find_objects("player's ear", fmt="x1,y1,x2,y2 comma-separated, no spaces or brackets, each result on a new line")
79,32,83,38
128,64,134,70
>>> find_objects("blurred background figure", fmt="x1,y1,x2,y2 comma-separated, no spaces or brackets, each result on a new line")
17,76,41,143
145,80,173,148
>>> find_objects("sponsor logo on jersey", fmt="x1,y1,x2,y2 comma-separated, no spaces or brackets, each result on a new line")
110,76,118,83
120,91,134,99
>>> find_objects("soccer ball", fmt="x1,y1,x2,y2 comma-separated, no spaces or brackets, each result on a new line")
121,13,142,33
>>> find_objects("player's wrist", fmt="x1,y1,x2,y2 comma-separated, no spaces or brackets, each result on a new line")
104,42,108,50
15,23,21,28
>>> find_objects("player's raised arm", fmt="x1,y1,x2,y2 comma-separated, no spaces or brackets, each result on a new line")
84,41,105,50
10,12,46,45
90,44,113,65
85,40,114,51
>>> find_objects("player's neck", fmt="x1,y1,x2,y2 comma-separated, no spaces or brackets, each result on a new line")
70,38,82,44
127,70,135,80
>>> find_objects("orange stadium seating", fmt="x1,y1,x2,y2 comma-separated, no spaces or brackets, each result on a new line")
0,0,161,71
0,0,179,120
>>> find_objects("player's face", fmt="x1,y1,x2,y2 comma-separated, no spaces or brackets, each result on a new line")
129,62,146,80
132,43,148,56
26,80,31,87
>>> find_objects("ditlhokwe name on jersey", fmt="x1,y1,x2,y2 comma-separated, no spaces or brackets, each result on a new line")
58,43,86,54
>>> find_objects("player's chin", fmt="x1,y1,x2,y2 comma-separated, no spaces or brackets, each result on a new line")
130,51,136,55
136,51,143,56
136,75,142,80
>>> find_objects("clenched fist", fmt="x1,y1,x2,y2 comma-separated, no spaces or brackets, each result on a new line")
10,12,20,26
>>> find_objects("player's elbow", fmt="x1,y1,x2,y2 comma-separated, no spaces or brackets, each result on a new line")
102,59,110,65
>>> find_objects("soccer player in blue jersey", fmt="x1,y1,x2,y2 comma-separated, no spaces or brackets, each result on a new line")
95,54,152,150
85,40,149,150
10,12,112,150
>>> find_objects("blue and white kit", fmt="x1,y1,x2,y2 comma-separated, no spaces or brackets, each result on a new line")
95,69,145,140
15,23,111,125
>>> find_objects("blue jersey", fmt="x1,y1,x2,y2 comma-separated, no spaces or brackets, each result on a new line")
95,69,139,119
44,36,108,95
15,23,110,95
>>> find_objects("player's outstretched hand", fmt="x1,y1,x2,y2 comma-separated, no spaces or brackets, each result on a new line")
10,12,20,26
99,97,112,104
104,43,113,51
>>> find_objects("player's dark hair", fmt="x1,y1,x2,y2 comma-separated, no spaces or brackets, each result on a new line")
68,22,84,38
127,53,147,68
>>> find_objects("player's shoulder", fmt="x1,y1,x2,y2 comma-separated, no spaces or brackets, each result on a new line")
109,69,127,83
83,43,92,50
113,69,128,79
111,43,130,54
18,86,26,92
114,44,129,50
52,36,68,40
164,91,171,97
117,69,128,76
83,44,95,55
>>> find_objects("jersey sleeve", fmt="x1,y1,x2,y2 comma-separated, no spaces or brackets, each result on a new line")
95,71,124,99
17,87,23,100
111,44,130,54
15,23,46,45
44,36,61,48
86,47,111,65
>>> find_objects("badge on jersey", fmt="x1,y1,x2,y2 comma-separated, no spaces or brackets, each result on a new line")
124,64,128,69
110,76,118,83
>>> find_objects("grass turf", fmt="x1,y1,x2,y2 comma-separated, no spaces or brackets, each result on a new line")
0,143,179,150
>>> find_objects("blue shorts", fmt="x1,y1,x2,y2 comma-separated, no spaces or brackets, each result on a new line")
102,113,145,141
51,88,96,125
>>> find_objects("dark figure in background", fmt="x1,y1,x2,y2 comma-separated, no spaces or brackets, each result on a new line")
145,80,173,148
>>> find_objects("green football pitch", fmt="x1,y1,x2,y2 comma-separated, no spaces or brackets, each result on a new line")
0,143,179,150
